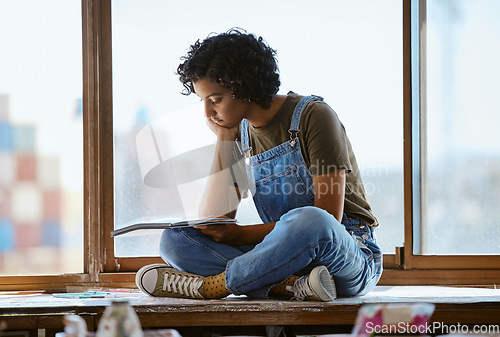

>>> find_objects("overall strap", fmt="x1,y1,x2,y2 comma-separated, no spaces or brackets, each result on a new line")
240,118,252,157
289,95,324,145
241,95,323,153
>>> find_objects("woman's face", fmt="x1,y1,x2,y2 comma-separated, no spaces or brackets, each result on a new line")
193,78,251,129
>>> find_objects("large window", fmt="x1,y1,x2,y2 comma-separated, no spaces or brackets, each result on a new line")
420,0,500,255
111,0,404,257
0,0,83,275
1,0,499,290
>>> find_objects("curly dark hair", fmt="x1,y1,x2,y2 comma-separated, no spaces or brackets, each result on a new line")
177,28,281,109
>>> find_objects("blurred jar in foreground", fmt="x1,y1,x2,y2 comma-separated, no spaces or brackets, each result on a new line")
97,300,143,337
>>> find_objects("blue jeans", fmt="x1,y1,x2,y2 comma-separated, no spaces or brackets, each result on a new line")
160,206,382,299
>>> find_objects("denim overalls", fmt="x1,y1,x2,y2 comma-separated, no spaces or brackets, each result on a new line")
240,95,318,223
160,95,382,299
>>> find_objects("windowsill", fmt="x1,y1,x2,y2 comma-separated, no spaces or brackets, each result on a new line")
1,285,500,334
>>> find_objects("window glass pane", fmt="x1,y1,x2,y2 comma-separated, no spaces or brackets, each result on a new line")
112,0,403,256
0,1,83,274
423,0,500,254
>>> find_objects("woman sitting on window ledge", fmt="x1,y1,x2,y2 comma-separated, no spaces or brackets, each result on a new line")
135,28,382,301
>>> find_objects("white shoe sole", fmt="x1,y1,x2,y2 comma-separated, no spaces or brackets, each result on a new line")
308,266,337,301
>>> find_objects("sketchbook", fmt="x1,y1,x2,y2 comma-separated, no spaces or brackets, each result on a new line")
111,218,236,237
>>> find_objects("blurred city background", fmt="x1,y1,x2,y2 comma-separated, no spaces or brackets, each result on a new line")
1,0,499,276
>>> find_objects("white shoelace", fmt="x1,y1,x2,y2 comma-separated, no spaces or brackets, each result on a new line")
162,272,204,298
286,276,312,301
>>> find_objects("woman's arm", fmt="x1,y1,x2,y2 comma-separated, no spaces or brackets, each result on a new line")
313,169,346,223
196,222,276,246
198,170,347,246
198,120,242,219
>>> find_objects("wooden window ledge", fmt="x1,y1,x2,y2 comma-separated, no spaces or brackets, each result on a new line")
1,286,500,336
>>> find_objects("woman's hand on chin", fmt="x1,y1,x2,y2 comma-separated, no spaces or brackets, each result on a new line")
206,117,239,141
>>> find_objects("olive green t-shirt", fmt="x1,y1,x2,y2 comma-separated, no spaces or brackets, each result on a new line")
238,92,378,227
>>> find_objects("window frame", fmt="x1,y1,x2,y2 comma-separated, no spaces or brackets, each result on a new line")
0,0,106,290
397,0,500,277
1,0,499,291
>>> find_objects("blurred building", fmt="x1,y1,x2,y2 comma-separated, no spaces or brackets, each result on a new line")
0,94,64,274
